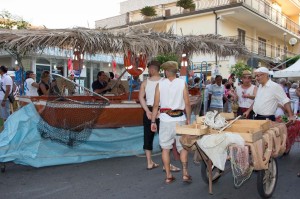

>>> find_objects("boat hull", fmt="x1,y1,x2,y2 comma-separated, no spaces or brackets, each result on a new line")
18,94,143,129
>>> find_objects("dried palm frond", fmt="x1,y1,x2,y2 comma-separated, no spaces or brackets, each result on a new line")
0,28,249,57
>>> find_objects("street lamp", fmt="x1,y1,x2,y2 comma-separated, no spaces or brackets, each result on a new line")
283,32,287,68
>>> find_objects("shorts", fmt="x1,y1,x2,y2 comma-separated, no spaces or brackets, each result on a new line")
0,100,10,120
159,120,185,152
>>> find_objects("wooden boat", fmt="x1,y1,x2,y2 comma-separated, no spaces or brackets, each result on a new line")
18,91,201,129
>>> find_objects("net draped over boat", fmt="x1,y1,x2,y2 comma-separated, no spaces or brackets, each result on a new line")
37,77,108,147
38,98,106,147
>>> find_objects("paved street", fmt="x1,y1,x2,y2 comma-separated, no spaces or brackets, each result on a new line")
1,145,300,199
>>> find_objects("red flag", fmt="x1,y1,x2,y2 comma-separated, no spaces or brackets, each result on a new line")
112,60,117,74
68,58,73,71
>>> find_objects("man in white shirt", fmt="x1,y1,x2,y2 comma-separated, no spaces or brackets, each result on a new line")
24,71,39,96
244,67,295,122
151,61,192,184
0,65,13,122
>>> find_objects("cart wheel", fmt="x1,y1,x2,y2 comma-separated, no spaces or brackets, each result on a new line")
200,161,221,184
257,158,278,198
1,164,5,173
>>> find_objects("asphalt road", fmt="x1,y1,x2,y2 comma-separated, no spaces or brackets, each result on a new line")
1,145,300,199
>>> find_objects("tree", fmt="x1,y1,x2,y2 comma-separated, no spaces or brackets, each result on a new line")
286,55,300,68
176,0,196,10
0,10,30,29
155,53,179,66
140,6,157,17
230,62,252,79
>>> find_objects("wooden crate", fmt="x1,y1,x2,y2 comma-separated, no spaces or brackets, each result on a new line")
230,120,270,132
219,112,235,120
196,116,205,124
208,119,268,142
209,128,262,143
176,123,209,136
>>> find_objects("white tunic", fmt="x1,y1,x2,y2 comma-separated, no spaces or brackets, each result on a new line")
159,78,186,122
253,80,290,115
236,84,255,108
145,78,162,106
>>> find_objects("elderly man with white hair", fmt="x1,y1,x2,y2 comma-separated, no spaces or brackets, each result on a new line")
243,67,295,122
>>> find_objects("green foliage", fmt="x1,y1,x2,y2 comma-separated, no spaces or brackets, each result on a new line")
155,53,179,65
140,6,157,17
286,55,300,68
176,0,196,10
0,10,30,29
281,115,288,123
229,62,252,79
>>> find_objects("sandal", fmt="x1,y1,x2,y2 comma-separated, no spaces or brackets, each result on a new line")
147,163,159,170
163,164,181,172
165,176,176,184
182,175,192,184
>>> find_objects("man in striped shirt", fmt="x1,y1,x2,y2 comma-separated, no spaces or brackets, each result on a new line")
208,75,226,113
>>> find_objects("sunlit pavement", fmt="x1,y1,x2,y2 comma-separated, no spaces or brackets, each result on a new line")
0,144,300,199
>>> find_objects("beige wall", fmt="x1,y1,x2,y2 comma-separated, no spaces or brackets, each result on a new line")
0,57,12,69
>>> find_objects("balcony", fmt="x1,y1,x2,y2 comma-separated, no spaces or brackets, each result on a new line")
231,36,297,63
96,0,300,37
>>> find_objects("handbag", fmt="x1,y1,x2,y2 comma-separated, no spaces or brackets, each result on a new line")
1,85,15,103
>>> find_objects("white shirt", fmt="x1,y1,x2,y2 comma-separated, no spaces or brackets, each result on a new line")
0,73,13,100
253,79,290,115
236,84,255,108
145,78,162,106
289,88,299,103
159,78,186,122
24,78,38,96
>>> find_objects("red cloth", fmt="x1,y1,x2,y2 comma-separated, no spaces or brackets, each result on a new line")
67,58,73,71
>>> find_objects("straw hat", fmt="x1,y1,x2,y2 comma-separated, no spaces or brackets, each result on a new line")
242,70,252,76
161,61,178,71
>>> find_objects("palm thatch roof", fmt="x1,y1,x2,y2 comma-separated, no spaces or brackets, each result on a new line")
0,28,249,58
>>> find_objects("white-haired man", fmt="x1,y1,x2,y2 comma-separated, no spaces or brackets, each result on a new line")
244,67,295,122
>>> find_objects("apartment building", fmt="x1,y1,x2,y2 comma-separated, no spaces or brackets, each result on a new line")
96,0,300,77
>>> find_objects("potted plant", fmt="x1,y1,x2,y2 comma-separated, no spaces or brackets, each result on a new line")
176,0,196,13
140,6,157,20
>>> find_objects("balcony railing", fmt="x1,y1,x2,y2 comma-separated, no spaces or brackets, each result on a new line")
231,36,297,61
243,0,300,35
126,0,300,36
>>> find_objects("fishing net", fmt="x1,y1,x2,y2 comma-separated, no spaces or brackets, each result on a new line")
229,145,253,188
37,75,109,147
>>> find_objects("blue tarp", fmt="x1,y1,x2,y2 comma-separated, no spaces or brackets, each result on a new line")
0,103,160,167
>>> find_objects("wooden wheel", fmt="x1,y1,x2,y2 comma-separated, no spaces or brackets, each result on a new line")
257,158,278,198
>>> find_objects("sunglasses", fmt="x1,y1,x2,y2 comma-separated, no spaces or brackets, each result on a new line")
70,75,74,76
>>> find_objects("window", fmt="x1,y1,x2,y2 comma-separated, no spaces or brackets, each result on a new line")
165,9,171,17
258,37,266,56
276,44,280,57
238,28,246,45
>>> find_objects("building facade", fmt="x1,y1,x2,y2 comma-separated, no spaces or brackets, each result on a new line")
95,0,300,78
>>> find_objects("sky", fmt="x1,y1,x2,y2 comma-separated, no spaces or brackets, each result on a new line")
1,0,125,28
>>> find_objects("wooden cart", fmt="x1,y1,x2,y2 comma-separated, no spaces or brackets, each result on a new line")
177,118,287,199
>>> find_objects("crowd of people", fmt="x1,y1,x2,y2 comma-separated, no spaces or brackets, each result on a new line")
1,61,300,182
